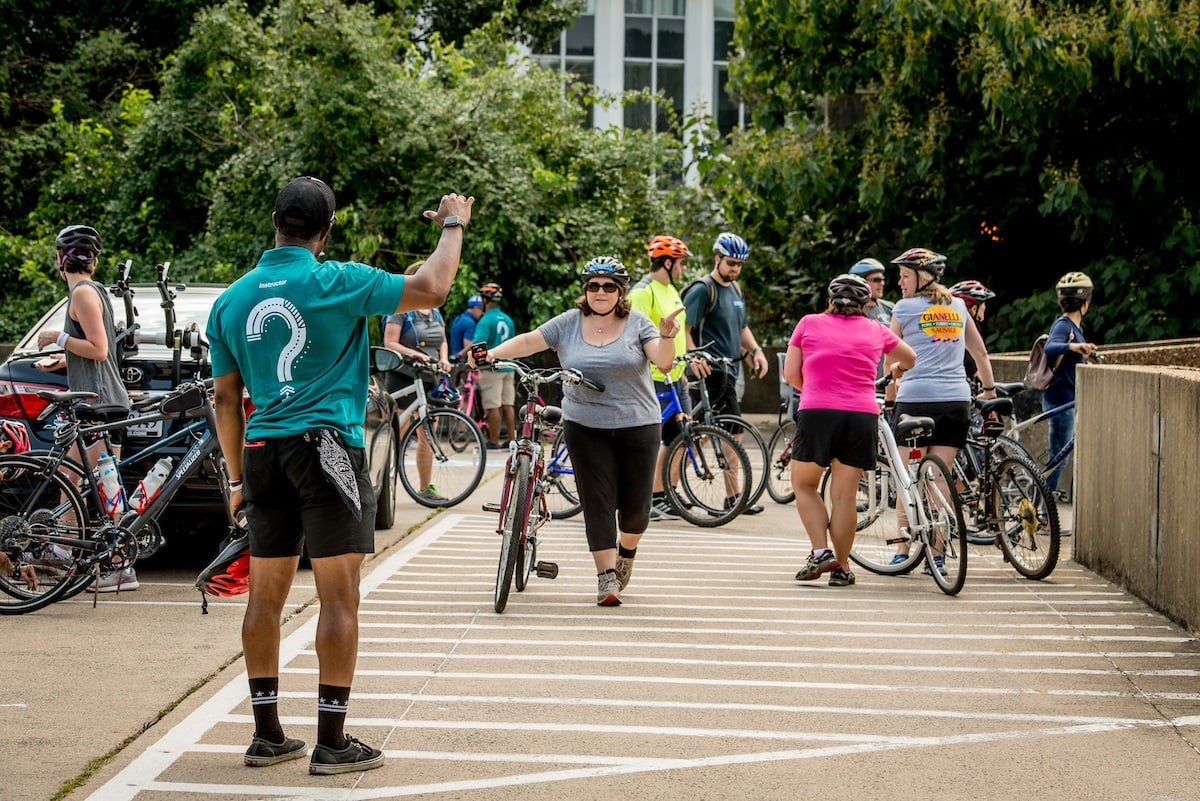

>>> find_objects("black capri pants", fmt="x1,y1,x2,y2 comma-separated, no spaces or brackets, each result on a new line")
562,420,660,552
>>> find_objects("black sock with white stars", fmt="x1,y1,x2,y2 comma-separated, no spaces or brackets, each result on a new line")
248,677,285,743
317,684,352,749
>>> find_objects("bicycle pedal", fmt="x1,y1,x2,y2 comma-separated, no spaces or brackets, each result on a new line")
535,561,559,579
481,502,501,513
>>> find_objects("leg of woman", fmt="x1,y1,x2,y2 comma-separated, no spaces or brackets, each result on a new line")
893,446,919,557
563,423,620,599
1044,402,1074,492
613,424,659,591
825,459,864,571
925,444,959,558
791,460,830,553
415,426,432,488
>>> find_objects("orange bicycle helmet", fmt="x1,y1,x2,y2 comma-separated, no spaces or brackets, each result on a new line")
646,235,691,260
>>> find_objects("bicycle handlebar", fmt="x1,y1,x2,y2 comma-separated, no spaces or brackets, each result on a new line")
486,360,604,393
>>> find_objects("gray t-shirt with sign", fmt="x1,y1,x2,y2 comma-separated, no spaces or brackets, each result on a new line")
538,308,660,429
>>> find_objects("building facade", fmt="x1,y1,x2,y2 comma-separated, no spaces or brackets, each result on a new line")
532,0,743,136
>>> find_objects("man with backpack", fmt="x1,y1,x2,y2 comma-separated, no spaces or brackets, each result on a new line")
682,232,769,515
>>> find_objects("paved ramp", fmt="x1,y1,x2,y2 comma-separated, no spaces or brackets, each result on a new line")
81,512,1200,800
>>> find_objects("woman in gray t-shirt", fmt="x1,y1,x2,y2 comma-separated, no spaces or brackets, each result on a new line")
474,257,678,607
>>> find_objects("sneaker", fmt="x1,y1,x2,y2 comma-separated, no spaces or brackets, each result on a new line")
244,735,307,767
614,556,634,591
921,555,947,576
486,441,507,451
828,566,856,587
87,567,139,593
597,571,621,606
795,549,837,581
417,485,449,504
743,503,765,515
649,499,679,521
309,734,384,775
889,553,909,566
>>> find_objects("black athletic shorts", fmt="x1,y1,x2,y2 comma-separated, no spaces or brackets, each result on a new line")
242,431,376,559
791,409,879,470
891,400,970,449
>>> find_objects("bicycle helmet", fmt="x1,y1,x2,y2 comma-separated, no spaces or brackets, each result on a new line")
827,274,872,308
949,279,996,306
713,232,749,259
465,294,483,308
194,530,250,598
1055,271,1093,300
646,235,691,260
0,420,30,454
55,224,102,254
891,247,947,278
580,256,630,287
478,282,503,302
849,258,885,277
428,376,460,407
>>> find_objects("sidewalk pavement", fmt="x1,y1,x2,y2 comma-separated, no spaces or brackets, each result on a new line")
3,458,1198,801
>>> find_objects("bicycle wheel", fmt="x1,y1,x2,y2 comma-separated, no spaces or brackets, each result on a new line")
662,424,751,528
992,452,1061,580
990,434,1035,466
916,454,968,596
0,455,94,614
494,453,531,613
765,419,795,504
713,414,769,507
830,457,923,575
544,427,582,520
514,503,537,593
399,408,486,508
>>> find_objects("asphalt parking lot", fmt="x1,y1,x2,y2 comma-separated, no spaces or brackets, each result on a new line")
3,469,1199,801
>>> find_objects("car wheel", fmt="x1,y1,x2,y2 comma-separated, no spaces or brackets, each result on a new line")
374,426,397,530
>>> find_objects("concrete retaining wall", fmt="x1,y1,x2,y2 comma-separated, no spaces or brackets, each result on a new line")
1073,365,1200,633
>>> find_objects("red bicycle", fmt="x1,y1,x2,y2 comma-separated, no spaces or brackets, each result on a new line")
473,350,602,613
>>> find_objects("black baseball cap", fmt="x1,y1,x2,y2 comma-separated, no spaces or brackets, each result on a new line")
274,176,336,237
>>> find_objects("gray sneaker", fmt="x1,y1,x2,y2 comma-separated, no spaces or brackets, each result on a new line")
614,556,634,591
828,566,856,587
597,571,621,606
308,734,384,775
795,550,837,581
417,485,449,504
244,735,307,767
87,567,139,593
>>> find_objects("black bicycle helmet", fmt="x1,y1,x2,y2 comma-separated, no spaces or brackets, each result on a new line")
580,256,630,287
478,282,503,302
949,279,996,306
827,273,872,308
55,224,102,254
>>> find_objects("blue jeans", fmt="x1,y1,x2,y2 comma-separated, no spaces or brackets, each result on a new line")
1043,399,1075,492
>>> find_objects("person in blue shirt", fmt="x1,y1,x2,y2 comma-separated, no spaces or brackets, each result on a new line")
1043,272,1099,494
208,176,472,775
448,294,483,360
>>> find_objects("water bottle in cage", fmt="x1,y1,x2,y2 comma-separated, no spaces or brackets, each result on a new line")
96,453,127,521
130,457,173,514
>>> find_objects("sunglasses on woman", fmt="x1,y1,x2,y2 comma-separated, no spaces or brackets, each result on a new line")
585,282,621,294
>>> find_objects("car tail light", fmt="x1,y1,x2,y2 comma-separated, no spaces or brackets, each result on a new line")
0,382,56,421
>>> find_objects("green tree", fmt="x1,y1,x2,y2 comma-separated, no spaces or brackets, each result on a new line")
712,0,1200,348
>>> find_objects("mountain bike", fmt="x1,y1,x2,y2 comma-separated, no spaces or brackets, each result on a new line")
952,396,1061,579
822,384,968,595
765,402,797,504
0,379,243,614
384,357,486,508
450,363,489,451
687,352,769,510
477,354,602,613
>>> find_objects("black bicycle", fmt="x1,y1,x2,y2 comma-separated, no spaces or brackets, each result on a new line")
0,379,242,614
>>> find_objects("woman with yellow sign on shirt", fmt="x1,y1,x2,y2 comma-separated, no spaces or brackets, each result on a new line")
886,248,997,572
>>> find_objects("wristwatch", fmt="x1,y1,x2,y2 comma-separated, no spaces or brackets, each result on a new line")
442,215,466,229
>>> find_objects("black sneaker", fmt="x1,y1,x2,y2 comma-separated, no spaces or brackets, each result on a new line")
244,735,307,767
308,734,384,775
795,549,837,581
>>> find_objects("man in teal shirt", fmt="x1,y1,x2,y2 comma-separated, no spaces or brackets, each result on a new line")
208,176,473,775
472,282,516,449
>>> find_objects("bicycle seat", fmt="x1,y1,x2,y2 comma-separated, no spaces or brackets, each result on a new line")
538,405,563,426
36,389,98,408
161,385,206,416
75,401,132,424
976,398,1013,418
995,382,1025,397
895,414,936,440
